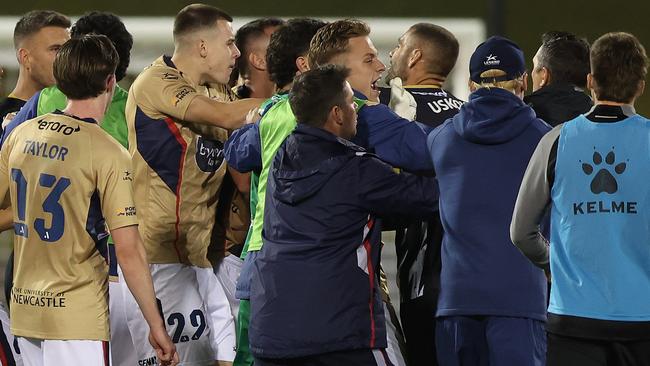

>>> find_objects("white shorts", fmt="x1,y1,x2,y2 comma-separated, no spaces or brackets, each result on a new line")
0,302,22,366
17,338,107,366
194,265,236,362
122,263,215,366
109,268,136,366
212,254,243,319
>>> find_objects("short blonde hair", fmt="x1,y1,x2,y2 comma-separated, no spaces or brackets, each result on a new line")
470,69,524,94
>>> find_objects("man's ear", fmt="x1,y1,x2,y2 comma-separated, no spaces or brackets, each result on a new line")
539,67,550,88
105,74,116,92
408,48,422,69
296,56,310,73
521,72,528,97
587,73,597,94
17,48,29,68
587,73,598,100
249,51,267,71
468,78,477,92
637,80,645,98
199,39,208,58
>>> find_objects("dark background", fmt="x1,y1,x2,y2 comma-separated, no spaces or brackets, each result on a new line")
2,0,649,113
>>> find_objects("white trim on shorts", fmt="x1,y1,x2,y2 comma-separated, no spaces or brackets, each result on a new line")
17,338,108,366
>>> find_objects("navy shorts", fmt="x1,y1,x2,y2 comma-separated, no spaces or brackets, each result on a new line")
436,315,546,366
254,348,394,366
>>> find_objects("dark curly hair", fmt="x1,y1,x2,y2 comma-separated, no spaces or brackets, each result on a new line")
266,18,327,89
71,12,133,82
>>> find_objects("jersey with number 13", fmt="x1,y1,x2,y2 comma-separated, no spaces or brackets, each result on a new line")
0,111,139,341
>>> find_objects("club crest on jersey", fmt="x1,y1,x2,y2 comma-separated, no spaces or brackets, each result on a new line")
195,136,225,172
484,54,500,66
123,170,133,181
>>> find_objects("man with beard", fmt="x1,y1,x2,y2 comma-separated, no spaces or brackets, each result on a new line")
382,22,463,366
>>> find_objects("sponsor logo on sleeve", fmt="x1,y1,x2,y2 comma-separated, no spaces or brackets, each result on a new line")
172,87,193,107
116,206,137,217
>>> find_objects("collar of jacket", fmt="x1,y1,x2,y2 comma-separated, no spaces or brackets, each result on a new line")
294,123,367,153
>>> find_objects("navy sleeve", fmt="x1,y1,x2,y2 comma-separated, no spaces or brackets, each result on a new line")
224,122,262,173
1,91,40,147
356,154,438,217
354,103,434,172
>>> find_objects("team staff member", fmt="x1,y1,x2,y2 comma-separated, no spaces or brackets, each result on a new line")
512,32,650,366
381,23,462,366
428,36,549,366
124,4,263,365
525,31,592,126
0,10,70,122
225,18,327,366
250,65,438,366
0,34,177,366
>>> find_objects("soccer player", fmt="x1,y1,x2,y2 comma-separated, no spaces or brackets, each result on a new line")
3,12,138,366
0,10,70,122
225,18,327,366
525,31,592,126
0,34,177,366
428,36,549,366
511,32,650,366
250,64,437,366
231,18,285,99
124,4,262,365
228,19,434,366
382,22,463,366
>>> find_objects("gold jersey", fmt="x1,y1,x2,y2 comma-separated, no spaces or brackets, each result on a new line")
125,56,231,268
0,112,138,341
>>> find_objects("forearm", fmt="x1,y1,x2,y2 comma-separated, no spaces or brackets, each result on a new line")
114,229,164,330
0,207,13,232
186,97,263,131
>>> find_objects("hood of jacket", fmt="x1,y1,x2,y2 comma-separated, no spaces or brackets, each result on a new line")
452,87,540,145
272,124,363,205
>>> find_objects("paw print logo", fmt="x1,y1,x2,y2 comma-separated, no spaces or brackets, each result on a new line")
580,148,627,194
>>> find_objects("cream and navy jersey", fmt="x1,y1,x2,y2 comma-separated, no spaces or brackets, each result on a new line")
126,55,230,268
0,111,138,341
379,85,463,130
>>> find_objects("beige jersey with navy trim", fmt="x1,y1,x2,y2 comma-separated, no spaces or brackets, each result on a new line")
125,56,232,268
0,112,138,341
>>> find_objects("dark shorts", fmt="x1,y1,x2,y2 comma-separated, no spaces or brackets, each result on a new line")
547,333,650,366
436,315,546,366
254,348,394,366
